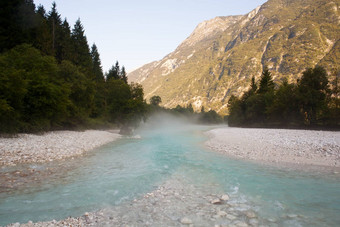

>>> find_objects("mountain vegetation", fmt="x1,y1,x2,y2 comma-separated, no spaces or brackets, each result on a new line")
228,66,339,128
128,0,340,116
0,0,147,133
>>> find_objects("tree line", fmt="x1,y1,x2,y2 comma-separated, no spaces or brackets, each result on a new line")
228,66,339,128
149,96,224,124
0,1,146,133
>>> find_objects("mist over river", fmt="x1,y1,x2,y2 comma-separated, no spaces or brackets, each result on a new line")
1,115,339,226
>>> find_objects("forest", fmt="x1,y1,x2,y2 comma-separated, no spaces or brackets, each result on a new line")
0,1,146,133
228,66,340,129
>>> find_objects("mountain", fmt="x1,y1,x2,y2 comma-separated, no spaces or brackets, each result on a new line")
128,0,340,114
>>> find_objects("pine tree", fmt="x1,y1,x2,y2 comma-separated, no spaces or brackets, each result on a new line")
106,61,120,81
71,18,92,70
258,67,274,94
90,43,104,81
59,19,73,62
121,66,128,84
47,2,62,56
250,76,257,93
115,61,120,78
35,5,53,55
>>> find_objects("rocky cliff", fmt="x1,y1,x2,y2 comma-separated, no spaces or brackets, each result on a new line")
129,0,340,114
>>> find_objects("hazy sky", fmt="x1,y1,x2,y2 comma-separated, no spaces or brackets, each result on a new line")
34,0,267,73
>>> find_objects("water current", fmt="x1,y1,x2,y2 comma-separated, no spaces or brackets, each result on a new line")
0,116,339,226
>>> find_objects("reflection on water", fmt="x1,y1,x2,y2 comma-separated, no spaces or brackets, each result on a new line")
0,116,339,226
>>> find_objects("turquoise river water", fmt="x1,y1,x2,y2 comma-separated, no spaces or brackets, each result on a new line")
0,117,339,226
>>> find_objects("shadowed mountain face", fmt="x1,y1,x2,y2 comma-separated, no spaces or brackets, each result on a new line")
129,0,340,114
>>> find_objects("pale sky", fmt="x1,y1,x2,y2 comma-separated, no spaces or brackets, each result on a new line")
34,0,267,73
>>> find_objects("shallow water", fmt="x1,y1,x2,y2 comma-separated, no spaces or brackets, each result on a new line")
0,117,339,226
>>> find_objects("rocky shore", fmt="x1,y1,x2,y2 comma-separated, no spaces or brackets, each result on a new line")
205,127,340,168
3,127,339,226
0,130,120,166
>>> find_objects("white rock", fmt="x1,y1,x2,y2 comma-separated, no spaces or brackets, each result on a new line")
211,198,222,204
180,217,193,224
249,218,259,226
226,214,237,220
217,210,228,216
221,194,230,201
246,211,256,218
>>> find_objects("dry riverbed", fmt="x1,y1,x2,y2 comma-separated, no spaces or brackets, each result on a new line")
0,130,121,166
205,127,340,168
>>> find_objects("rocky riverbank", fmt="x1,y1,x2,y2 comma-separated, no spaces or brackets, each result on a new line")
3,127,339,226
0,130,121,166
205,127,340,168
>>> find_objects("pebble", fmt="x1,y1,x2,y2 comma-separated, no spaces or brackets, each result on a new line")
217,211,228,217
0,130,120,166
249,218,259,226
206,128,340,168
180,217,193,224
211,198,222,204
221,194,230,201
226,214,237,220
246,211,256,218
267,218,277,222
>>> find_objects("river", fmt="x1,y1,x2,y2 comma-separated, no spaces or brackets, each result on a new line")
0,117,339,226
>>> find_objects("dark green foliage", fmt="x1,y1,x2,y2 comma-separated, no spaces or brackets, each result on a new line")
91,43,104,81
258,67,275,94
0,2,148,133
298,66,330,125
267,79,301,124
199,110,223,124
150,96,162,106
0,0,37,52
121,66,128,84
106,61,128,83
0,44,69,132
71,18,92,70
228,66,339,128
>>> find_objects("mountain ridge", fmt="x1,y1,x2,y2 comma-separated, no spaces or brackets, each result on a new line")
129,0,340,114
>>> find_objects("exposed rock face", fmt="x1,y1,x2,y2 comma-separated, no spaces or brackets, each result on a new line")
129,0,340,114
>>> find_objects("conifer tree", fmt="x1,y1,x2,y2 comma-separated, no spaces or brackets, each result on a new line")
71,18,92,70
258,67,274,94
90,43,104,81
59,19,72,62
115,61,120,77
47,2,62,56
121,66,128,84
35,5,53,55
106,61,120,81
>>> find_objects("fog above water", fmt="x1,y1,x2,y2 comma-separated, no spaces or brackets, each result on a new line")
138,112,222,134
